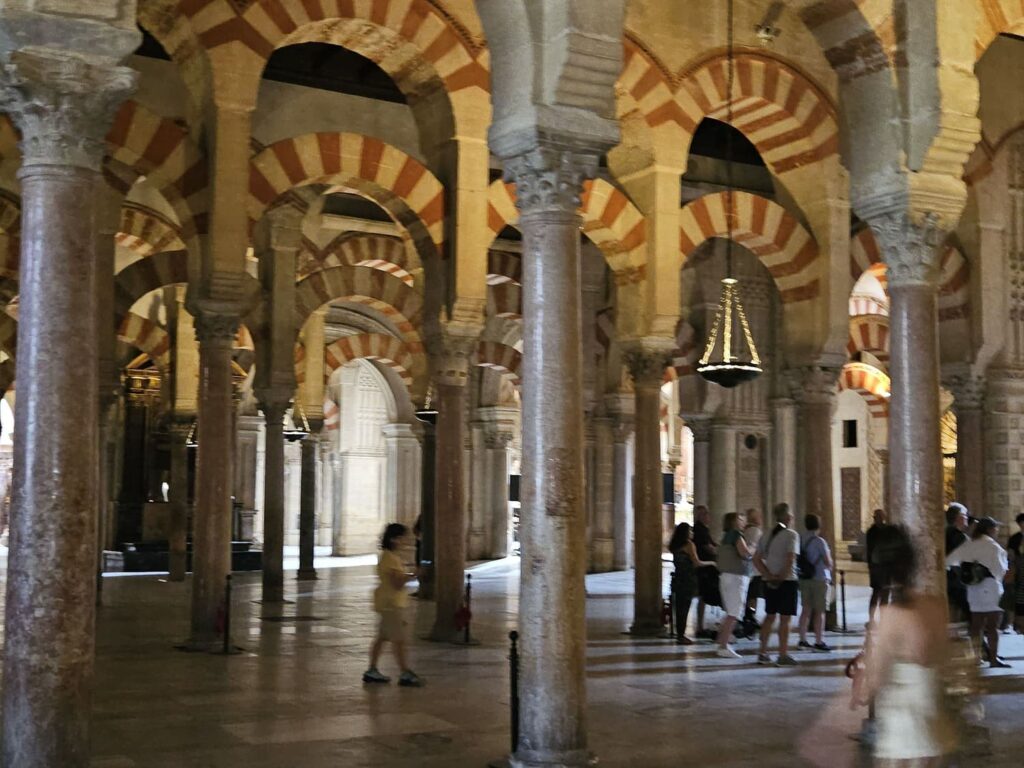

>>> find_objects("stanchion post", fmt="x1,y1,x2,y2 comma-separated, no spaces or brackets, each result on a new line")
464,573,472,644
669,570,676,638
223,573,233,655
840,570,847,634
509,630,519,754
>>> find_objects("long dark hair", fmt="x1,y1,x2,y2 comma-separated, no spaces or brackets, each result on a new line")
870,524,916,604
381,523,408,551
669,522,692,553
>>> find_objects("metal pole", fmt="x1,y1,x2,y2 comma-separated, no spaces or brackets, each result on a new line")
222,573,232,655
464,573,472,644
509,630,520,754
840,570,847,633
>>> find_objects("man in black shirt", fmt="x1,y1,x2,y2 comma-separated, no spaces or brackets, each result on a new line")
692,505,718,637
865,508,889,615
1009,513,1024,634
945,503,970,622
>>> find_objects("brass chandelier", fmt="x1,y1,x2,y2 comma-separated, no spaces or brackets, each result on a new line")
696,0,763,389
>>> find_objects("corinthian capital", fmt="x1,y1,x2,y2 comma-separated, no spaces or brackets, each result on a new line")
867,211,945,288
503,146,600,217
194,312,240,346
787,365,841,406
944,369,985,411
623,341,673,390
427,323,481,388
0,47,136,170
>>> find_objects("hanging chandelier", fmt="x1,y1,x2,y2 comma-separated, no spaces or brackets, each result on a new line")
696,0,763,389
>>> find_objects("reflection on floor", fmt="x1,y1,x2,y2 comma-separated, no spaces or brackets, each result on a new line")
12,556,1024,767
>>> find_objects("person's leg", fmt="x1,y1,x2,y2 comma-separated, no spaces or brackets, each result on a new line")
676,585,695,641
717,616,737,648
369,637,384,669
798,602,810,644
759,614,776,654
969,612,984,656
392,638,409,671
697,597,706,634
985,612,1002,665
778,614,791,657
813,609,825,644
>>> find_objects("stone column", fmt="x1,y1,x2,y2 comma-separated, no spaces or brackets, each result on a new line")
429,369,470,640
872,213,945,594
483,413,516,558
611,405,634,571
189,313,239,647
505,148,597,767
258,400,289,601
590,415,615,572
770,397,798,509
947,373,985,517
625,345,671,636
168,420,191,581
687,415,712,509
383,422,422,527
298,424,321,581
789,366,839,547
709,422,737,525
0,33,137,767
467,419,488,559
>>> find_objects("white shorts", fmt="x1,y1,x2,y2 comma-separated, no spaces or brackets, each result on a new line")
967,578,1003,614
719,573,750,619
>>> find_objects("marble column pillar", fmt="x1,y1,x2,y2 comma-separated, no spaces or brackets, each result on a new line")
626,346,671,636
590,415,616,572
430,378,469,640
168,420,191,581
506,148,596,768
298,426,320,581
709,422,736,526
383,422,422,527
611,407,634,571
189,313,239,647
948,374,985,517
259,401,289,601
484,418,515,559
687,416,712,509
467,419,488,559
770,397,798,509
789,367,839,547
873,213,945,594
0,39,137,767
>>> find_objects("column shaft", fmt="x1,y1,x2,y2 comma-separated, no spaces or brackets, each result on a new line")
190,321,237,646
261,404,287,600
430,382,467,639
298,434,318,580
512,158,590,767
889,282,944,592
0,43,135,766
687,417,711,509
590,416,615,572
627,352,667,636
955,406,984,515
168,423,190,581
771,398,798,509
612,422,633,571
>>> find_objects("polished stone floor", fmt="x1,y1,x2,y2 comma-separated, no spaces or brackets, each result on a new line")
6,553,1024,767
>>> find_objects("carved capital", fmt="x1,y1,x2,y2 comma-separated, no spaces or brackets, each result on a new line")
787,365,841,406
194,312,240,346
503,146,600,218
256,395,291,425
0,47,136,170
946,373,985,411
684,415,712,443
623,342,673,389
427,324,480,387
867,211,945,288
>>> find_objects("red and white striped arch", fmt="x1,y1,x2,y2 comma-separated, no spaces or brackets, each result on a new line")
839,362,890,419
679,191,820,303
487,249,522,285
249,133,443,258
847,314,890,363
486,178,647,273
975,2,1024,59
489,282,522,321
320,332,418,395
117,203,186,257
677,53,840,175
114,249,189,321
476,340,521,385
293,264,423,351
117,312,172,369
190,0,490,98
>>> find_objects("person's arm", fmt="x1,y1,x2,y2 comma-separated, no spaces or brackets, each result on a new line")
735,535,752,560
779,552,796,581
687,541,714,568
945,542,966,568
822,540,834,578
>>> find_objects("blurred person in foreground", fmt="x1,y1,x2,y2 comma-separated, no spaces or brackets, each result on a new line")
853,525,956,766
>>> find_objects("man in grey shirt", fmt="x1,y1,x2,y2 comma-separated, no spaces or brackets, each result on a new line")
754,502,801,666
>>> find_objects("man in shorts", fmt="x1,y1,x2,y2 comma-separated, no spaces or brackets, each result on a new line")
754,503,800,666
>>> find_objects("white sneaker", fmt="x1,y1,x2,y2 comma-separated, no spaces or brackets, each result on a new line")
717,646,741,659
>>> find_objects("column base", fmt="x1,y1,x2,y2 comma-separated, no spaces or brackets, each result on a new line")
627,620,665,638
509,748,597,768
296,569,318,581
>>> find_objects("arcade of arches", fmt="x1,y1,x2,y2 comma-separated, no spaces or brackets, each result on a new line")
0,1,1023,766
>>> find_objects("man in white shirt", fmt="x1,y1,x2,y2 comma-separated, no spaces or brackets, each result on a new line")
754,503,800,666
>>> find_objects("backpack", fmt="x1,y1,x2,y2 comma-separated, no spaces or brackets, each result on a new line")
797,536,819,580
960,561,994,586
